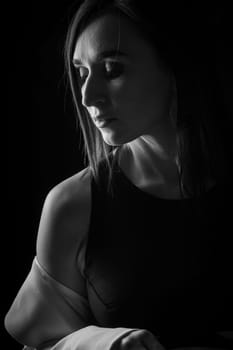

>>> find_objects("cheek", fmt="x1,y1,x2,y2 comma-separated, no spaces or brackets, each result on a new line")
135,71,171,119
109,71,171,122
110,77,144,110
109,79,136,113
111,78,161,118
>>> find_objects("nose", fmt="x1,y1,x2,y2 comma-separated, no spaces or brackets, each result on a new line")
81,74,107,110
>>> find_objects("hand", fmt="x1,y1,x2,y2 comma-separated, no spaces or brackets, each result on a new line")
113,329,165,350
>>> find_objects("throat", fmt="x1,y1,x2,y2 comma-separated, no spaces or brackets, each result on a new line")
117,143,183,199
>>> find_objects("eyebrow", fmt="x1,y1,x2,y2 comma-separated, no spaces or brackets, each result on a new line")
72,49,128,66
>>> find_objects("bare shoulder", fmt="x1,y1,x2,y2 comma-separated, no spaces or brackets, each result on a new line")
36,167,92,295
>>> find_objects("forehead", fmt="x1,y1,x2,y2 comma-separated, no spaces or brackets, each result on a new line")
73,13,157,64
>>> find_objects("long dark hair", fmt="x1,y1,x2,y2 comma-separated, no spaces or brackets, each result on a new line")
64,0,232,197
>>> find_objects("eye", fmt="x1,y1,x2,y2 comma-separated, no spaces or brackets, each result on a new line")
104,61,124,80
76,66,88,85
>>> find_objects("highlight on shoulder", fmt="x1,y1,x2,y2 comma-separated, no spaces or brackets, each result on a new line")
36,166,92,291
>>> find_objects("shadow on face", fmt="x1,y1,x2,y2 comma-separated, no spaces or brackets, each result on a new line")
73,13,175,146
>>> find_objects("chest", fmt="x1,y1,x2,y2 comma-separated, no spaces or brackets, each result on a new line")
84,189,232,332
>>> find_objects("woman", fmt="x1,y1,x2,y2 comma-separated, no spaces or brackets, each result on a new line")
5,0,233,349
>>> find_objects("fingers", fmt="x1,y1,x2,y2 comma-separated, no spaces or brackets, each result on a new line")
136,329,165,350
120,333,146,349
119,329,165,350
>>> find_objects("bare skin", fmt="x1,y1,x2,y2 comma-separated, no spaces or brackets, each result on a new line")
73,13,181,199
5,11,228,350
112,329,165,350
69,13,226,350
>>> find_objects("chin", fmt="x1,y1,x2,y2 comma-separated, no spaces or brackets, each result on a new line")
102,131,137,147
103,138,123,147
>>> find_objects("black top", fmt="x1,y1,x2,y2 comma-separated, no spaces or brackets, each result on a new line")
83,155,233,349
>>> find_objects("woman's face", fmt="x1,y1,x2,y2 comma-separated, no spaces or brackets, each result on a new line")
73,13,174,146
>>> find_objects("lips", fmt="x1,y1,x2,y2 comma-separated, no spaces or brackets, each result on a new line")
93,115,116,128
94,116,116,128
94,114,114,122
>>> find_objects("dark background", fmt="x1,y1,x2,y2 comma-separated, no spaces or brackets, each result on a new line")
5,1,232,349
6,1,83,348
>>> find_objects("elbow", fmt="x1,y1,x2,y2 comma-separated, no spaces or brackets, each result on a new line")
4,310,10,334
4,308,14,335
4,303,30,346
4,308,21,343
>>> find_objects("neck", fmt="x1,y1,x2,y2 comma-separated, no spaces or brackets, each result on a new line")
118,124,182,199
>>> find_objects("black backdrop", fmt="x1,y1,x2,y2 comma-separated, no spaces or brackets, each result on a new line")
6,1,83,348
5,1,232,349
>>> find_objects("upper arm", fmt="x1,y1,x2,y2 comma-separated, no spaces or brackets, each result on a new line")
4,168,94,347
36,167,92,296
